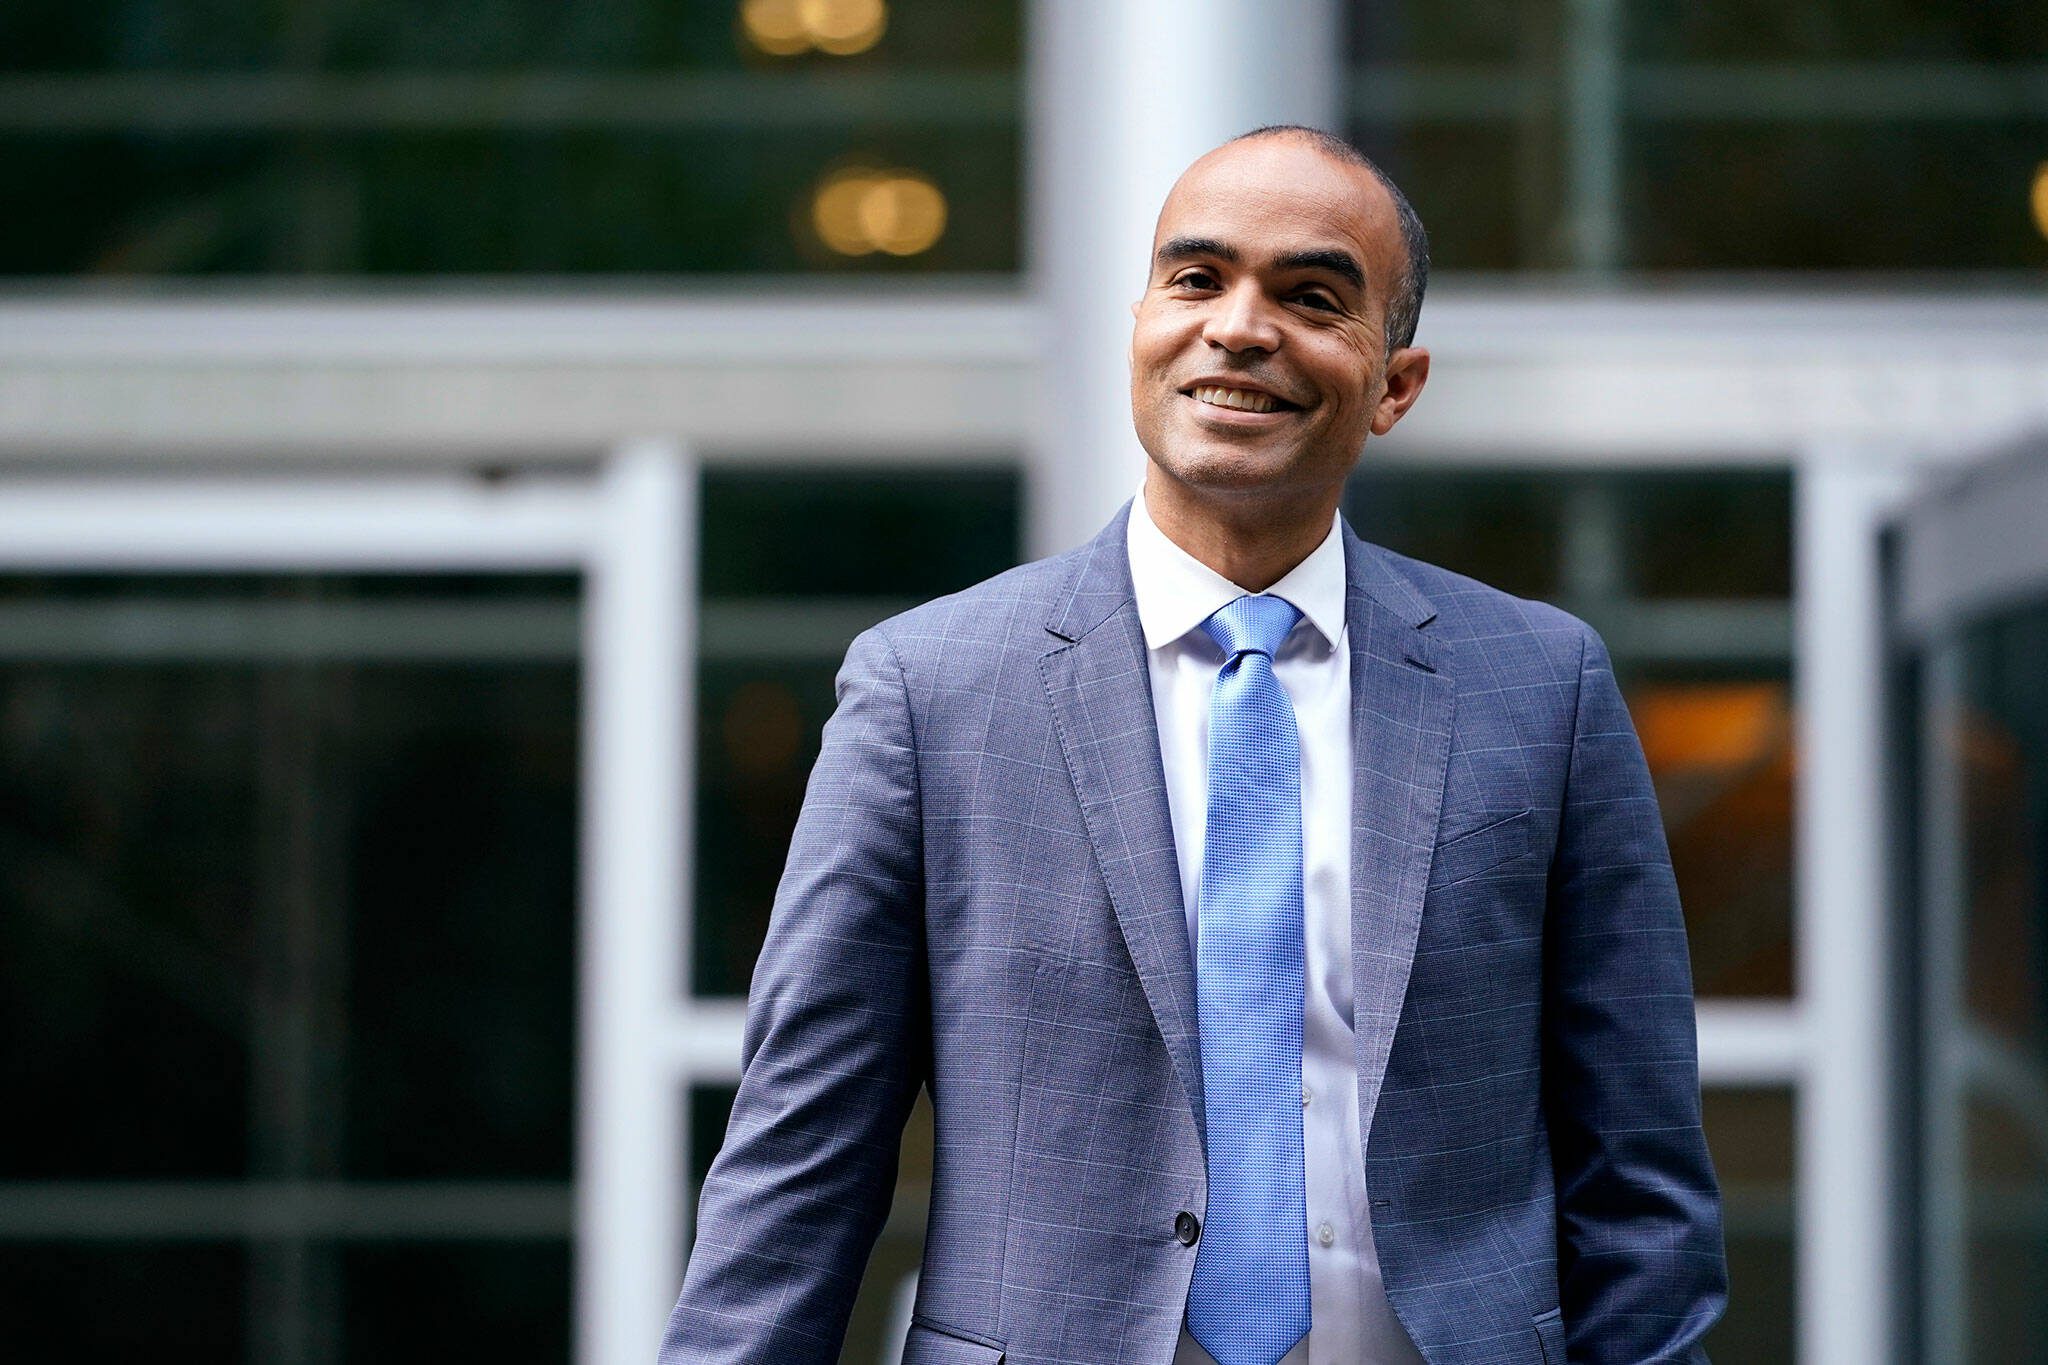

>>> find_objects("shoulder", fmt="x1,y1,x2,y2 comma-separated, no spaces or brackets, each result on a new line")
838,539,1095,700
1361,539,1599,680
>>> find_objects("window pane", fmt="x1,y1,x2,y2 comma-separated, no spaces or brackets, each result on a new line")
1701,1087,1795,1361
0,578,578,1180
342,1242,569,1363
1628,121,2048,272
695,658,839,998
0,1244,246,1359
0,2,1022,277
1625,671,1795,997
0,0,1020,73
1627,2,2048,62
1343,468,1565,601
1622,471,1792,600
1348,126,1532,271
0,129,1017,275
701,467,1021,600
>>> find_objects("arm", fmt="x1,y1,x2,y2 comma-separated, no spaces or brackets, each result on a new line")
660,627,930,1363
1544,624,1728,1362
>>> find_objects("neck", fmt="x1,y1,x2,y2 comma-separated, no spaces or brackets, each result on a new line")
1141,466,1338,593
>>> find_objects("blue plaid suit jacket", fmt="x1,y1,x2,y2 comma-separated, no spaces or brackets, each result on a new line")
662,505,1726,1364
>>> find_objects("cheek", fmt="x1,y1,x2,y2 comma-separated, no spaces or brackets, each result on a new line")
1129,318,1177,378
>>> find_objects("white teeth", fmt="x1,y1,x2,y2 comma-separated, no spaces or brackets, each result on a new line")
1192,384,1280,414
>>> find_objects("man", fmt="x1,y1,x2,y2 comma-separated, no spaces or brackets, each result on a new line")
662,126,1726,1364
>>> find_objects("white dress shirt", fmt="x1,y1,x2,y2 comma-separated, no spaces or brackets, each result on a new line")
1127,491,1423,1365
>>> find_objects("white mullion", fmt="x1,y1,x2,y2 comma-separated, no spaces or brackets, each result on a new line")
1793,453,1912,1365
576,439,695,1365
1696,1000,1806,1088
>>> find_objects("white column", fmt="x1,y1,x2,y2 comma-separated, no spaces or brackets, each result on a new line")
1792,450,1910,1365
577,438,697,1365
1025,0,1344,558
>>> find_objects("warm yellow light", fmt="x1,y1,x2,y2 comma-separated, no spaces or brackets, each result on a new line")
859,174,947,255
811,169,880,255
739,0,810,55
801,0,887,55
810,167,947,257
740,0,885,56
2032,162,2048,244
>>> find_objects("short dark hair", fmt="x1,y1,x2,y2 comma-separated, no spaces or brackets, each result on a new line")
1231,124,1431,351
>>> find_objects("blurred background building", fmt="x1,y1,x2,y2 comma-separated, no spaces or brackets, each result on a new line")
1,1,2046,1361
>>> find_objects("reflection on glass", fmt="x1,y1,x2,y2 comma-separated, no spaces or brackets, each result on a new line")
1628,676,1795,997
1923,601,2048,1359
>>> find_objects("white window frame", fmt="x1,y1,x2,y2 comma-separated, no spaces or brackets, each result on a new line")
0,443,708,1365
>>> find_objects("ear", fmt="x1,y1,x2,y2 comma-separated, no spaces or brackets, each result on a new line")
1370,346,1430,435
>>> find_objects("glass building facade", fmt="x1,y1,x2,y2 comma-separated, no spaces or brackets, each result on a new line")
1,2,2045,1362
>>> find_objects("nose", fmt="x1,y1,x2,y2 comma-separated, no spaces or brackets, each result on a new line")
1201,281,1282,355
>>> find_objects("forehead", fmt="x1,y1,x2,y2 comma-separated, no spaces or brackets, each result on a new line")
1153,137,1395,273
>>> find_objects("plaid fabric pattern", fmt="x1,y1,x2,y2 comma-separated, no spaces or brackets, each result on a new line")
660,504,1726,1365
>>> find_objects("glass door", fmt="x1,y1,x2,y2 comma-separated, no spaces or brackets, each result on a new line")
1893,437,2048,1363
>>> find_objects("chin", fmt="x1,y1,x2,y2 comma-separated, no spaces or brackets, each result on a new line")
1150,440,1300,496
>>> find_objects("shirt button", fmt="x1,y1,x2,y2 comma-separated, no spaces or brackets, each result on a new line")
1316,1221,1336,1248
1175,1211,1201,1246
1301,1085,1312,1107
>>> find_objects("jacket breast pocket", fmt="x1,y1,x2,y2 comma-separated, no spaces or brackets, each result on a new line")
903,1317,1006,1364
1428,808,1534,889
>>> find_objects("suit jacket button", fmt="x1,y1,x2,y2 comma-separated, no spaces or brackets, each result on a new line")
1174,1211,1200,1246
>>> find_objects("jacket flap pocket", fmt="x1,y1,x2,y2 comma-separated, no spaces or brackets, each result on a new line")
1532,1306,1566,1364
1429,808,1534,888
904,1317,1006,1364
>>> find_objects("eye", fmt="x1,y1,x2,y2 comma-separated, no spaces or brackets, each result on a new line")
1171,268,1220,291
1291,289,1339,312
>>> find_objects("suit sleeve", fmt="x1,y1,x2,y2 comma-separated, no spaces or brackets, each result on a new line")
1544,623,1728,1362
659,626,930,1364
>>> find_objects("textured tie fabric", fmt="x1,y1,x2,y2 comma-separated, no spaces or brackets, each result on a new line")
1185,593,1312,1365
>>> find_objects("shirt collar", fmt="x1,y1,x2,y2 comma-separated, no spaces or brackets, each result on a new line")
1125,486,1347,654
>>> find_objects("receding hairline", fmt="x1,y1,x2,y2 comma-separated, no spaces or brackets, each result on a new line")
1180,123,1431,350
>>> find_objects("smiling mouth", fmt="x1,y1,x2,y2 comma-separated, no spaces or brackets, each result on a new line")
1184,384,1297,414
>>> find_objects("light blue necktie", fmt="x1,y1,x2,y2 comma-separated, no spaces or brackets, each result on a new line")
1186,593,1312,1365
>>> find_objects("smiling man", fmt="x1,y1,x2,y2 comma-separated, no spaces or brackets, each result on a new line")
661,127,1726,1365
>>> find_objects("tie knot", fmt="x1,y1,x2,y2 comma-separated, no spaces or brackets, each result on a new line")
1199,594,1302,661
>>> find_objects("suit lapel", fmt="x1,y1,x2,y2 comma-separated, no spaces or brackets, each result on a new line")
1039,504,1205,1138
1342,527,1455,1143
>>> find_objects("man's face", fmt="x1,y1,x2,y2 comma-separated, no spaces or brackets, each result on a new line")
1129,136,1428,509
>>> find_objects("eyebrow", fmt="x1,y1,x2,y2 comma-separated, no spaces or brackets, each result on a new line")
1155,236,1237,269
1274,247,1366,292
1154,236,1367,292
